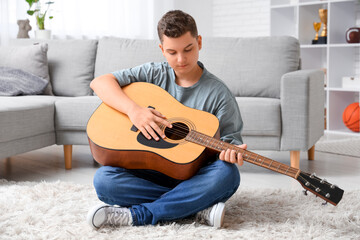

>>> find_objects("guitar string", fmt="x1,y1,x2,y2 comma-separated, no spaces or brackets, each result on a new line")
155,125,300,176
160,122,191,132
150,123,307,178
158,123,190,138
159,127,188,138
158,127,241,156
134,122,187,138
158,122,218,139
154,125,300,174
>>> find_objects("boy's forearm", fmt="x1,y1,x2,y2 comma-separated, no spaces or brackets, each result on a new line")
90,74,138,115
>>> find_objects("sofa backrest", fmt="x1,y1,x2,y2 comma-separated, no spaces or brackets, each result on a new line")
10,39,98,97
10,36,299,98
95,36,299,99
94,37,165,78
199,36,300,98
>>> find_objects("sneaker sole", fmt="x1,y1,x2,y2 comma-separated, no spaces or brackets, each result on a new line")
213,202,225,228
87,203,110,229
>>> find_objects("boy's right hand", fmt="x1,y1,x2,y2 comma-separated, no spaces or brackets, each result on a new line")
127,105,172,141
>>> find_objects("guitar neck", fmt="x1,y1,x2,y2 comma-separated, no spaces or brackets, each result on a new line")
186,130,300,179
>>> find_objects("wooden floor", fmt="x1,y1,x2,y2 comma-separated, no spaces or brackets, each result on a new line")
1,143,359,194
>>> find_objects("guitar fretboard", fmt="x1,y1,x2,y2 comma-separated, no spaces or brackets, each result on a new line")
185,130,300,178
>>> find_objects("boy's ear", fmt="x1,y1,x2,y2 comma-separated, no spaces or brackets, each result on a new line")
197,35,202,50
159,44,165,55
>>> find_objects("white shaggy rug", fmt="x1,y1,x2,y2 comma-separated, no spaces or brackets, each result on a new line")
0,180,359,240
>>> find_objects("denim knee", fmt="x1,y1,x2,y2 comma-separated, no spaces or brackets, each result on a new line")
93,166,117,201
93,166,109,191
212,160,240,193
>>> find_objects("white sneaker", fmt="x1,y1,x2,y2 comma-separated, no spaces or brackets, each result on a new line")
87,203,133,229
195,202,225,228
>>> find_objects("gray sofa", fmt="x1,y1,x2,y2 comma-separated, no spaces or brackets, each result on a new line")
0,36,324,169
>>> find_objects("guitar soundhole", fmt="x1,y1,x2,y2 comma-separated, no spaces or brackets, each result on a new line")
164,122,189,140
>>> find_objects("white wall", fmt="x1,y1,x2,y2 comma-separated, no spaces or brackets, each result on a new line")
156,0,271,38
173,0,213,37
213,0,270,37
151,0,214,39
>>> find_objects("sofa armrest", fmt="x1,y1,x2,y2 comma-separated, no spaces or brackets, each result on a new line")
280,69,325,151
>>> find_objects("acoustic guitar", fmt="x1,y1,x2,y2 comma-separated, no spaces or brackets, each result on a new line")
87,82,344,206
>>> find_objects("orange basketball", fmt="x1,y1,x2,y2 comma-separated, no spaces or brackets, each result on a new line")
342,102,360,132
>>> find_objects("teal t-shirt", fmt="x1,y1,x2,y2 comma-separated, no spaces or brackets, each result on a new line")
112,61,243,145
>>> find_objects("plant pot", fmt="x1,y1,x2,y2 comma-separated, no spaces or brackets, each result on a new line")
35,29,51,39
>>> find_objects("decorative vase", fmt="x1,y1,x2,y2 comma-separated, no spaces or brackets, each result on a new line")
35,29,51,39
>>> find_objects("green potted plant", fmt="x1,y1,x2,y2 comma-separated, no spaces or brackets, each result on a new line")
26,0,54,39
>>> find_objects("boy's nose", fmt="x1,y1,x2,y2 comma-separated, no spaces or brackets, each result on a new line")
177,54,186,63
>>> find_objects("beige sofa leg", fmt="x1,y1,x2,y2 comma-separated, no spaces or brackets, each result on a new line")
64,145,72,169
290,151,300,169
308,145,315,160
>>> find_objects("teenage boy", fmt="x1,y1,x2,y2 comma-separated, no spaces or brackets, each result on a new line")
87,10,246,229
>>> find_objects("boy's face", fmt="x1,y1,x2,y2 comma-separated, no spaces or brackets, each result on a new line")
159,31,202,76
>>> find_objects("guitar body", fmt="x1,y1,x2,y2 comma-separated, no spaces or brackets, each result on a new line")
87,82,220,180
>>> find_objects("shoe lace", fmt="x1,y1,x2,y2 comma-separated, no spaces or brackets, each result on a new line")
106,208,131,226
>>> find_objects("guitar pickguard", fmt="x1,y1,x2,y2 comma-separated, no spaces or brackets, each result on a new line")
137,132,178,149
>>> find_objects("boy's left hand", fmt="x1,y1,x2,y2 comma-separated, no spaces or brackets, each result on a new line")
219,144,247,166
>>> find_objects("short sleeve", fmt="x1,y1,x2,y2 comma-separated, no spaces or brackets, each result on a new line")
111,63,155,87
215,93,243,145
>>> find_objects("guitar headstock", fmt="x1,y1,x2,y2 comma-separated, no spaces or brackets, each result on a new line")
296,171,344,206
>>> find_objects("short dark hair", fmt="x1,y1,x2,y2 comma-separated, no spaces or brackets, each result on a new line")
157,10,198,43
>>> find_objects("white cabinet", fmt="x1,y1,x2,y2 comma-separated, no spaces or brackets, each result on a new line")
271,0,360,136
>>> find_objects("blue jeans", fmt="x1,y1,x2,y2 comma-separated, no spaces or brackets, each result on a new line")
93,160,240,226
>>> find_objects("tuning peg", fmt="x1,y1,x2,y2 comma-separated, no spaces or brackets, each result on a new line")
303,190,308,196
310,173,316,179
320,178,327,184
330,184,337,189
322,201,328,206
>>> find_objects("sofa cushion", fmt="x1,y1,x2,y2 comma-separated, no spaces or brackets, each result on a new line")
10,39,98,97
200,36,300,98
0,96,58,143
0,43,53,95
47,40,98,96
94,37,165,77
55,96,102,131
236,97,281,136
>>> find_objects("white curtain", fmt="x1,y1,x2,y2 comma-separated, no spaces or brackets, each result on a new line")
0,0,175,45
0,0,20,46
